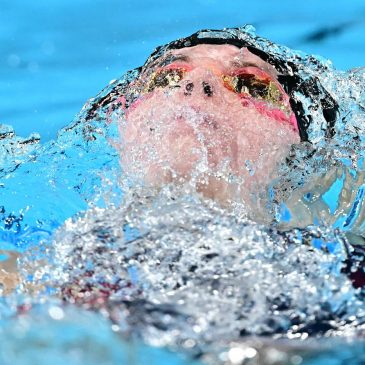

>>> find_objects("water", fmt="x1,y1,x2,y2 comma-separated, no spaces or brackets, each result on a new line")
2,6,365,365
2,0,365,141
0,301,199,365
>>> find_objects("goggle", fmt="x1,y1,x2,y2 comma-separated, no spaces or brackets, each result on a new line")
142,66,290,113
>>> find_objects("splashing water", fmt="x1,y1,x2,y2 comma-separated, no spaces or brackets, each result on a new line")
1,26,365,364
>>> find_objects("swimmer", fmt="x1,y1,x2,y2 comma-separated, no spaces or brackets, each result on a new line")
7,28,365,328
113,28,338,216
120,44,300,209
3,29,365,344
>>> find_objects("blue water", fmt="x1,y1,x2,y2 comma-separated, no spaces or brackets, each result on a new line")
2,0,365,141
1,2,365,365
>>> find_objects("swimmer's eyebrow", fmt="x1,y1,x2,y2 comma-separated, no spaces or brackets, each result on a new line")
159,54,191,67
229,60,261,69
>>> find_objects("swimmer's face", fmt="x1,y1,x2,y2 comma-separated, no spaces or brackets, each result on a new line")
120,44,300,206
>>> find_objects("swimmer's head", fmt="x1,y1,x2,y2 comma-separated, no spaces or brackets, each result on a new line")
119,43,300,206
91,27,338,210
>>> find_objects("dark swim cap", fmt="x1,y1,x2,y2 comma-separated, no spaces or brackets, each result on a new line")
84,26,339,143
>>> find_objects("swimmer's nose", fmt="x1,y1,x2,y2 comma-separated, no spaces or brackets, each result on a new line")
184,82,213,97
202,82,213,97
184,82,194,96
182,68,219,98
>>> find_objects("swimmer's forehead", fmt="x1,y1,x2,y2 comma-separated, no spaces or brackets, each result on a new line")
155,44,278,77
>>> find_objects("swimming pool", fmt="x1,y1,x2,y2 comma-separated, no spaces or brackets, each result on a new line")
2,0,365,141
1,2,365,365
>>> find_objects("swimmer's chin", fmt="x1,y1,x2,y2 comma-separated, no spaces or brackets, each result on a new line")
124,167,272,222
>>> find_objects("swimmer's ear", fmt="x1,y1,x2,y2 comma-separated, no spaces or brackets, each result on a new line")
277,74,338,142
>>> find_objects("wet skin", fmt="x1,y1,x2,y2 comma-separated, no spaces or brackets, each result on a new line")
120,44,300,206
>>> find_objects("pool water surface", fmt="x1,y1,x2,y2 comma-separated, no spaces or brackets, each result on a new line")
1,2,365,365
